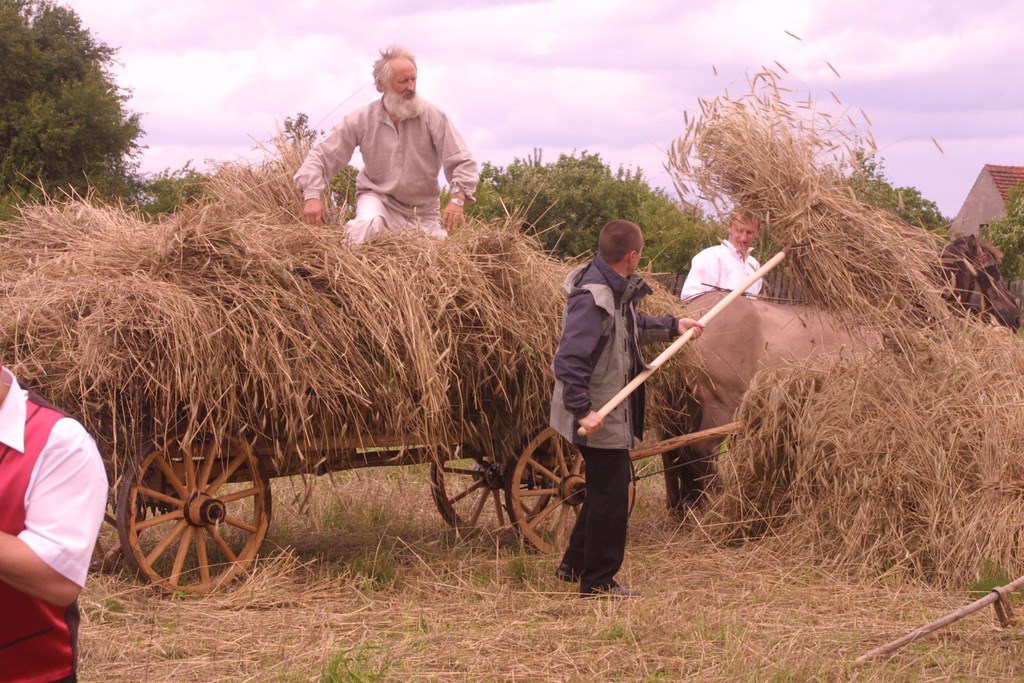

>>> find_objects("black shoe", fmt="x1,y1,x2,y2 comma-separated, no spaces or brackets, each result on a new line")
581,583,640,599
555,563,580,583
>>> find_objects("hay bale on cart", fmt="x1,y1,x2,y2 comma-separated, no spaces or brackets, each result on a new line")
0,142,695,593
0,134,583,593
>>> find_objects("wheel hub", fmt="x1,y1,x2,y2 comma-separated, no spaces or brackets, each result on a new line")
560,473,586,505
184,493,226,526
479,461,504,489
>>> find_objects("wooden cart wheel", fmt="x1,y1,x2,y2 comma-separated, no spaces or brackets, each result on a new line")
430,445,508,537
505,427,584,554
116,432,271,594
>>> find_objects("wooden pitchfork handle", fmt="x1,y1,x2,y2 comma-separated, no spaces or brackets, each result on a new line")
578,251,786,436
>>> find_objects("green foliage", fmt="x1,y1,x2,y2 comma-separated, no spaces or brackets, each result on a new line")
967,559,1018,600
983,183,1024,281
468,149,708,271
138,162,206,217
318,643,389,683
329,165,359,222
348,546,398,592
281,112,319,148
845,151,948,233
0,0,143,205
283,112,358,221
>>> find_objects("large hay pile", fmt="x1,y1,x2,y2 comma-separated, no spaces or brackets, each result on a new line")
669,72,1024,587
0,147,571,478
669,71,949,331
713,325,1024,587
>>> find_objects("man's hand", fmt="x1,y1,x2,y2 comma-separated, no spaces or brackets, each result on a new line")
678,317,704,338
303,198,325,225
578,411,604,436
441,199,465,232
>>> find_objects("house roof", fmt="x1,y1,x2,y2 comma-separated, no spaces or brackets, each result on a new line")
985,164,1024,203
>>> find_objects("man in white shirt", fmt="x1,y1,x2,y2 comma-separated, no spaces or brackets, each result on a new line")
294,44,479,243
680,211,762,300
0,366,107,682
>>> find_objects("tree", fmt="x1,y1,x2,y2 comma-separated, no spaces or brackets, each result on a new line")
0,0,143,204
280,112,358,222
137,162,206,217
982,183,1024,282
469,150,707,272
845,151,948,233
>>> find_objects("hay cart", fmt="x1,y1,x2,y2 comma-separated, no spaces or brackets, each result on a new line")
112,428,523,595
112,406,740,594
110,253,780,594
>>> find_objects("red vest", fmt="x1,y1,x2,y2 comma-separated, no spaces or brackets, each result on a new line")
0,398,78,683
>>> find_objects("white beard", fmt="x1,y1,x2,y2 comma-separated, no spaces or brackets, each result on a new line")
383,89,425,121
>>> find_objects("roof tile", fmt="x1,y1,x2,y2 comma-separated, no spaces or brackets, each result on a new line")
985,164,1024,203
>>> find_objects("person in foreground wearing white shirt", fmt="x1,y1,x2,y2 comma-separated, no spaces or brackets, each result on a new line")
679,210,762,300
0,365,107,683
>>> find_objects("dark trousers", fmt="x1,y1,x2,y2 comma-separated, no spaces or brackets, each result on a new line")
559,444,631,592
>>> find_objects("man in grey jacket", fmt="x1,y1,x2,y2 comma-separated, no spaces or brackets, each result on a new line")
550,220,703,597
294,44,479,243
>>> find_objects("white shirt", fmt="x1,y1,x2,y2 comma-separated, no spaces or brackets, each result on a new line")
0,369,108,587
680,240,763,300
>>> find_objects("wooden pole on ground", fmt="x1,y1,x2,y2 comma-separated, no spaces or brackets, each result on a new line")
579,251,786,436
855,574,1024,663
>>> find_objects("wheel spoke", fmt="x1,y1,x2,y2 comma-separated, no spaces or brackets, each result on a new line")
467,486,489,527
554,503,574,548
135,509,184,531
207,448,249,494
491,490,506,526
208,525,239,562
138,486,185,509
169,526,195,586
197,438,219,488
194,527,211,585
218,486,261,504
182,441,197,492
151,454,187,498
144,518,187,566
448,478,485,505
225,516,259,534
523,498,559,529
555,442,568,475
527,460,561,484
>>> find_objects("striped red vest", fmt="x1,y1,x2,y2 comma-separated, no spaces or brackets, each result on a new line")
0,396,78,683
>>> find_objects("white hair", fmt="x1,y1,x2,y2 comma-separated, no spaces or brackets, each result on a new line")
373,44,417,92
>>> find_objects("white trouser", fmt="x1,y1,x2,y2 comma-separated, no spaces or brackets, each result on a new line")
344,193,446,243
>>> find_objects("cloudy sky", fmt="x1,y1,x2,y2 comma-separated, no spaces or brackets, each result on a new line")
67,0,1022,218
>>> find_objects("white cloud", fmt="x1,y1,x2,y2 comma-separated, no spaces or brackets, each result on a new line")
64,0,1024,216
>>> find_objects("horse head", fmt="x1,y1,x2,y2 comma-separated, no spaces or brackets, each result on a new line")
940,235,1020,331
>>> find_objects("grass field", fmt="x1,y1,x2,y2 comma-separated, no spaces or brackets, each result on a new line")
79,463,1024,682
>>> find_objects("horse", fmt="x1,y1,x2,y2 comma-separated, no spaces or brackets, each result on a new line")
940,235,1020,331
659,292,872,510
661,237,1021,511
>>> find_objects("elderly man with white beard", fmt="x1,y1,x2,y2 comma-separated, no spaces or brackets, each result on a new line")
294,44,479,243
